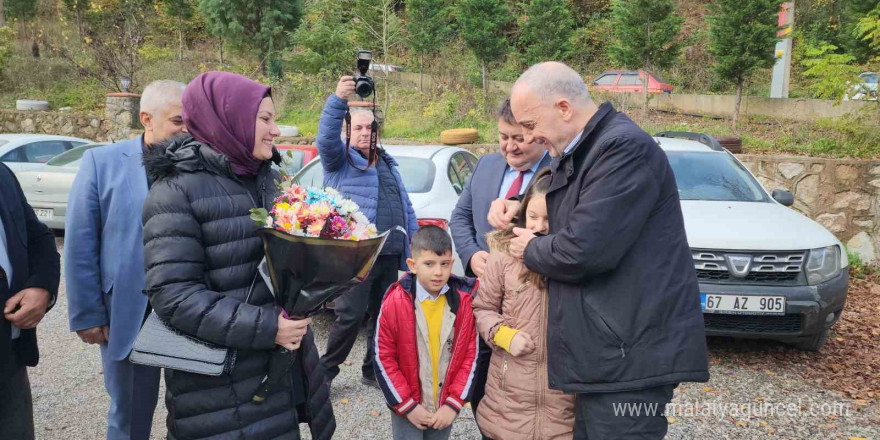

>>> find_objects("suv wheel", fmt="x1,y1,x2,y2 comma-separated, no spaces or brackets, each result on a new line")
794,328,829,351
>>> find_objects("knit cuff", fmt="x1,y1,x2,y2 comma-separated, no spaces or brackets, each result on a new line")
493,325,520,352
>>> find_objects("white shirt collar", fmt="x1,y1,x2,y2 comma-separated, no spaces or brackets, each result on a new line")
563,131,584,155
415,278,450,302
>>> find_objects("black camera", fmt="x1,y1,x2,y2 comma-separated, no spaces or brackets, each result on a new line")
354,50,374,99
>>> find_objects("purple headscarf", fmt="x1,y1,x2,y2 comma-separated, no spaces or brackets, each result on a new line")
182,71,271,176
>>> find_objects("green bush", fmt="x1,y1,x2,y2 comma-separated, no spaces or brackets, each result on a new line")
19,78,105,111
0,27,14,75
847,249,877,279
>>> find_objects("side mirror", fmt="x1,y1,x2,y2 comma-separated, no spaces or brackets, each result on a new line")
772,189,794,207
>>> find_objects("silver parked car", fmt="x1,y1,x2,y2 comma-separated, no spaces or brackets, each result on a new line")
0,134,93,173
294,144,478,276
17,143,106,229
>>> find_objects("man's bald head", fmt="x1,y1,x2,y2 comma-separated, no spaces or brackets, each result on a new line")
510,62,597,157
513,62,592,106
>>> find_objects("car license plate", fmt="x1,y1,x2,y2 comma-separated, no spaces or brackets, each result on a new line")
700,294,785,315
34,209,54,220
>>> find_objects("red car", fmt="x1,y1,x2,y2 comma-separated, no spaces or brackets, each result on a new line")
591,70,674,94
275,144,318,176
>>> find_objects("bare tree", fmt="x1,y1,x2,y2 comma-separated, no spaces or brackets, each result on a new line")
353,0,404,115
57,1,151,91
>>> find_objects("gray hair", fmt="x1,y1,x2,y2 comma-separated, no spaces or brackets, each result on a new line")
139,80,186,115
514,62,591,105
348,107,375,121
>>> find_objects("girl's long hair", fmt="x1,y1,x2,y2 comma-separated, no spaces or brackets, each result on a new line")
486,168,552,291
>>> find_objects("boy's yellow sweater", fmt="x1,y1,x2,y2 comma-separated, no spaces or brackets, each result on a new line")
418,295,447,406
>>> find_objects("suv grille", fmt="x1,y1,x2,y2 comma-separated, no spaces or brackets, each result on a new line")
704,313,802,334
692,250,806,285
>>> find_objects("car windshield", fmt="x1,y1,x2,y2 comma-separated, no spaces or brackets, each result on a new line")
649,71,667,83
861,73,877,84
46,144,100,168
665,151,769,202
296,156,436,193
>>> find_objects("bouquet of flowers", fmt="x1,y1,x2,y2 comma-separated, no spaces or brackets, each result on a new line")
249,180,389,403
252,183,378,241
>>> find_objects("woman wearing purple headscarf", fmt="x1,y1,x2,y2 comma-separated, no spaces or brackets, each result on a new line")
141,72,335,440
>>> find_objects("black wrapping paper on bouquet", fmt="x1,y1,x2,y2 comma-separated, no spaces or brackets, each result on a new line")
251,228,389,403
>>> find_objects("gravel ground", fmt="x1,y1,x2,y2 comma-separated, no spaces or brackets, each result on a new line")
28,238,878,439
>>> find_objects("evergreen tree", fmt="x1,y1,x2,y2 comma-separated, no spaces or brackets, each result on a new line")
289,0,355,75
407,0,454,90
707,0,780,126
164,0,196,60
4,0,35,22
854,4,880,55
607,0,682,112
198,0,303,75
519,0,575,66
840,0,878,63
457,0,510,106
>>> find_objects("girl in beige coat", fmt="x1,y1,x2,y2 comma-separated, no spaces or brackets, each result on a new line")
473,170,575,440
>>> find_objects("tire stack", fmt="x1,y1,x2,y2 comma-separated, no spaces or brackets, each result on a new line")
715,136,743,154
440,128,479,145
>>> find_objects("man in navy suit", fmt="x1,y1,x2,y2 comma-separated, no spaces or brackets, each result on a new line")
451,99,550,277
448,99,549,436
65,80,187,440
0,163,60,440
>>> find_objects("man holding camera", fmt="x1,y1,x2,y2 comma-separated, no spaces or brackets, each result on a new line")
317,75,419,388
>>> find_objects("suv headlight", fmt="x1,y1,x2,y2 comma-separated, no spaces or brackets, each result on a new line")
806,246,841,285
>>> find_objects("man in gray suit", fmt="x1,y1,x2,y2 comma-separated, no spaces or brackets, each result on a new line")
450,99,550,278
448,99,549,435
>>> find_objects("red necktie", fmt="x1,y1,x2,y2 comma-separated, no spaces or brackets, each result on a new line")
505,171,526,199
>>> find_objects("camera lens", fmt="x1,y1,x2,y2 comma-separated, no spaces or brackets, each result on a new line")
355,77,374,98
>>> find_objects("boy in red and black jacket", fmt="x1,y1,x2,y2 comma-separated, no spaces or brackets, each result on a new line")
374,226,479,439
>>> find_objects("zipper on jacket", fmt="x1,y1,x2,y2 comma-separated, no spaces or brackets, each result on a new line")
513,282,530,300
242,178,268,211
500,357,509,392
536,285,547,439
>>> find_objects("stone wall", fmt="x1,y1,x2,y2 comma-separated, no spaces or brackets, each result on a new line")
738,154,880,261
457,144,880,261
0,109,111,141
1,93,142,142
104,93,141,141
647,94,872,123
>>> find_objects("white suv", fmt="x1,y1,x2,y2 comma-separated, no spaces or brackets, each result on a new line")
655,132,849,350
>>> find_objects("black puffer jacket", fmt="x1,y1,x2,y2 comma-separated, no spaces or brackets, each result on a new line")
142,136,335,440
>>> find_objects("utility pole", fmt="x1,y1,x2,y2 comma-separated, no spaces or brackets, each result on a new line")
770,2,794,98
